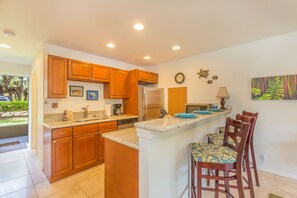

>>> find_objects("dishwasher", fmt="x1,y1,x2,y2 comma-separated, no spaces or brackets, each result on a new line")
117,118,138,130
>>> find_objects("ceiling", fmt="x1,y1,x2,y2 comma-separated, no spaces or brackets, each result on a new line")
1,0,297,66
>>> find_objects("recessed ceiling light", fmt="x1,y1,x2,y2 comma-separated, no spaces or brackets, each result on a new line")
134,23,144,31
172,45,181,50
106,43,115,48
144,56,151,60
0,44,11,49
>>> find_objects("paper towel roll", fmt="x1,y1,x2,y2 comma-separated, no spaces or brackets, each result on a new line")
105,104,112,117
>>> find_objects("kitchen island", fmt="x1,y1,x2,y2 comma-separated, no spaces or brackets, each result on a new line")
103,110,231,198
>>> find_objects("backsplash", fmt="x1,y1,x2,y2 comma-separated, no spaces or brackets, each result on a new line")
44,110,106,122
43,80,122,114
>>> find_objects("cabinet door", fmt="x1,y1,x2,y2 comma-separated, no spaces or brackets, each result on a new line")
92,64,109,82
149,72,158,84
68,59,92,81
105,68,129,98
73,132,98,170
138,70,149,82
98,121,117,163
52,137,72,177
48,55,67,98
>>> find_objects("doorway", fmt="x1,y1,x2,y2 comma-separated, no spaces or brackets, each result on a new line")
0,74,29,153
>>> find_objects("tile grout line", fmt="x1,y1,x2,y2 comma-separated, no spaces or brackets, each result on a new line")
71,176,91,198
23,150,40,198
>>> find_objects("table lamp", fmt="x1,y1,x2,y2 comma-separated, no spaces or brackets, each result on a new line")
216,87,230,110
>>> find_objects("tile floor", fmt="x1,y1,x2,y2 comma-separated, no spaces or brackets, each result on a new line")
0,148,296,198
0,149,104,198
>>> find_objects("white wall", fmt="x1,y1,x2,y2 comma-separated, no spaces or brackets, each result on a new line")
31,48,45,163
44,81,121,114
148,32,297,180
0,61,31,76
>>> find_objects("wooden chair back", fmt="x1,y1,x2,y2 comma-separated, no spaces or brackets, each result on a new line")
223,117,251,165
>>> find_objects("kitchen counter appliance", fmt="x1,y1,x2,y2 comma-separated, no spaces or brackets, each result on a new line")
186,103,217,113
117,118,138,130
138,86,164,121
113,103,123,115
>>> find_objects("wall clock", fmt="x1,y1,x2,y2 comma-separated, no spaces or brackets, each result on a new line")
175,73,185,84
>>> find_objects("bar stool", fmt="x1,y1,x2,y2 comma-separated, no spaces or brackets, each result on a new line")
191,116,253,198
207,111,260,186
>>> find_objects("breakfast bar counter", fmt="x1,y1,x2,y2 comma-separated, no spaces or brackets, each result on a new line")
135,110,231,198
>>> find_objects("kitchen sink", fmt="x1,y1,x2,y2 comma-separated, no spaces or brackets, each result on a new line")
74,117,109,122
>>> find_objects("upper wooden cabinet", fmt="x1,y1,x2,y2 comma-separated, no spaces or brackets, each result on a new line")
92,64,109,82
48,55,67,98
67,59,110,83
137,70,158,84
104,68,129,99
68,59,92,81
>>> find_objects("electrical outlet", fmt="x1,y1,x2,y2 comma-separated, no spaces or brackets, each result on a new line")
259,153,264,163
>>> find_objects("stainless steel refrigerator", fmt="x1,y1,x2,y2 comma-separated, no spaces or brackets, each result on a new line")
138,86,164,121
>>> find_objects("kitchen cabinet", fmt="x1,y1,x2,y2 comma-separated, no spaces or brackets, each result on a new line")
68,59,92,81
73,124,98,172
137,69,158,84
44,127,73,182
98,121,117,163
47,55,67,98
43,120,118,182
92,64,109,82
68,59,110,83
104,68,129,98
123,69,159,115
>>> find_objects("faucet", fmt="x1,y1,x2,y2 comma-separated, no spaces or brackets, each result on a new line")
82,105,89,118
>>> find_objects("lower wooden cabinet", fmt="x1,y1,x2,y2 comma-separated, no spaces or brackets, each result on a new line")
98,121,117,164
52,136,73,177
43,121,117,183
73,132,98,172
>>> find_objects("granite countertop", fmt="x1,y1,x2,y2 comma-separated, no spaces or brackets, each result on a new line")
134,110,231,132
43,114,138,129
102,127,138,150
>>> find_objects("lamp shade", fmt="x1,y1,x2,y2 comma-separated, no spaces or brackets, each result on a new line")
216,87,230,98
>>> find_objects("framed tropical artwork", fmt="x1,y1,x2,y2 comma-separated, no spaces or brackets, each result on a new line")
251,74,297,100
86,90,99,100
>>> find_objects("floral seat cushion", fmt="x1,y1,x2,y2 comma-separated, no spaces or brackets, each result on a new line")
207,132,240,146
191,142,237,164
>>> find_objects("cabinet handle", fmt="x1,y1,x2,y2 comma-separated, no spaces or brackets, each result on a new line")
65,95,67,98
53,140,56,143
59,132,67,135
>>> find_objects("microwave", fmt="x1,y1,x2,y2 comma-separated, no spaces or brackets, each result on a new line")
185,103,216,113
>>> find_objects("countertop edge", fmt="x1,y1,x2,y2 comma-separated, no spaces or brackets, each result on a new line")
134,110,231,132
43,115,138,129
102,128,139,150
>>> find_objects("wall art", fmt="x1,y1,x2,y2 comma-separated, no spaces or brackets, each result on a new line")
69,86,84,97
86,90,99,100
251,74,297,100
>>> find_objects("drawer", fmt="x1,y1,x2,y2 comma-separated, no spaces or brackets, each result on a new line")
52,127,72,139
73,124,98,135
98,121,117,132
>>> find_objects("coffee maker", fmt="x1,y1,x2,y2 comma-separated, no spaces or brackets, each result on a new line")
113,104,122,115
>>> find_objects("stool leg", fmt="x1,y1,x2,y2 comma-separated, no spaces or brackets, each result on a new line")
215,170,219,198
250,142,260,186
191,158,196,198
197,164,202,198
224,171,230,198
245,150,255,198
207,169,211,186
236,169,245,198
